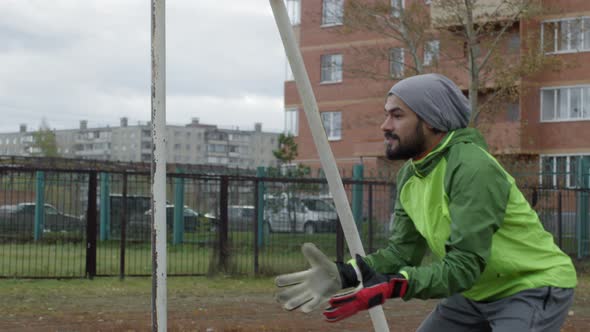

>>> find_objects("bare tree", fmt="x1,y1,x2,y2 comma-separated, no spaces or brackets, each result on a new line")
341,0,433,79
336,0,558,125
430,0,555,124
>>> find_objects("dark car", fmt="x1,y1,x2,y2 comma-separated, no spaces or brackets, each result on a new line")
142,205,217,232
109,194,153,225
0,202,84,234
228,205,255,231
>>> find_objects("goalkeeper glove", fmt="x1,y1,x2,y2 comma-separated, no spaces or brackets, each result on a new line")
323,254,408,322
275,243,360,313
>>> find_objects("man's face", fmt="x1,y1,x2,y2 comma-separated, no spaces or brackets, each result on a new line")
381,95,427,160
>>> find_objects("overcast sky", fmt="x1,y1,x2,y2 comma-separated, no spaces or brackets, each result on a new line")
0,0,287,134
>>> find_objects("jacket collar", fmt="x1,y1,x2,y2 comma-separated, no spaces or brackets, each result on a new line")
409,131,455,178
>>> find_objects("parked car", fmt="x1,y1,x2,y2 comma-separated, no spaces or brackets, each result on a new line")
265,194,338,234
228,205,256,231
109,194,153,225
0,202,84,233
142,205,217,232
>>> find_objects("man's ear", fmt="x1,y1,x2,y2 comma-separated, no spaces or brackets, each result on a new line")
422,122,436,132
423,122,444,135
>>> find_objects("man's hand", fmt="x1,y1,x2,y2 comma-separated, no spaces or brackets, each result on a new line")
275,243,349,313
323,254,408,322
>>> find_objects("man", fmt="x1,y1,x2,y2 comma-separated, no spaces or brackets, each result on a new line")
275,74,577,331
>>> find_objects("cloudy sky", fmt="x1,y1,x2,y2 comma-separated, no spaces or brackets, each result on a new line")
0,0,287,133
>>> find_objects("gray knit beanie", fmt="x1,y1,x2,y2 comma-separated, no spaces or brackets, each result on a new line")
388,74,471,131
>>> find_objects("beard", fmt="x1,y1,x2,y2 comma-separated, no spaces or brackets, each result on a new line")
385,121,427,161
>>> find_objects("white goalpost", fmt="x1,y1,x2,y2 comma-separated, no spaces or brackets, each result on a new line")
151,1,167,331
269,1,390,331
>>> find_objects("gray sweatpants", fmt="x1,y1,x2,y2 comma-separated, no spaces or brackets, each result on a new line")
417,287,574,332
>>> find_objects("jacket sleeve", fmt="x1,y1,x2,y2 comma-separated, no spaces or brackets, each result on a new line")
365,203,427,274
365,164,427,274
400,145,511,300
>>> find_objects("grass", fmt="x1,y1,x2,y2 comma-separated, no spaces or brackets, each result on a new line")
0,275,276,317
0,246,588,329
0,230,392,278
0,270,588,317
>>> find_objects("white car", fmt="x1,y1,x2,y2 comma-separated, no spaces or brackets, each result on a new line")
265,195,338,234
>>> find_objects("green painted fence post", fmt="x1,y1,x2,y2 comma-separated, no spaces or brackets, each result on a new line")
34,171,45,241
256,167,266,248
173,175,185,245
99,172,110,241
352,164,364,234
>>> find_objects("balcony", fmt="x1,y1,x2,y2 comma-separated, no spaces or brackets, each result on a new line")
431,0,522,27
74,134,111,144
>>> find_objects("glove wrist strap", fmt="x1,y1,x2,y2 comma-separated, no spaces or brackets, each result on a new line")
387,274,409,298
336,261,361,289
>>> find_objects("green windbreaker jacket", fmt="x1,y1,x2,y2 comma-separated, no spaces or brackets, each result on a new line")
365,128,577,301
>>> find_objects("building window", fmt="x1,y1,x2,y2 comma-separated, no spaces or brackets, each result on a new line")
541,85,590,122
322,0,343,26
321,111,342,140
207,144,227,153
540,155,590,188
508,34,520,53
424,40,440,66
391,0,404,18
285,108,299,136
390,47,404,78
286,0,301,26
542,17,590,54
507,103,520,122
207,156,228,164
321,54,343,83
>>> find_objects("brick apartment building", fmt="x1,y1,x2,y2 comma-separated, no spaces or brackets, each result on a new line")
283,0,590,186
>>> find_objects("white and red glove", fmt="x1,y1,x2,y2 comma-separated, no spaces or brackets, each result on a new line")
323,254,408,322
275,243,360,313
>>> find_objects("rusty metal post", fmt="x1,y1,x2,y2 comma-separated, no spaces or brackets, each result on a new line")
368,184,374,253
86,171,98,279
151,0,167,330
218,176,229,272
253,178,259,275
336,217,344,263
558,191,563,249
119,172,128,280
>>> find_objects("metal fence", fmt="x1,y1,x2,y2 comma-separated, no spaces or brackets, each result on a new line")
0,164,588,279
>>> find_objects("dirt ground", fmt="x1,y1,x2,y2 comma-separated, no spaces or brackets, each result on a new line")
1,288,589,332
